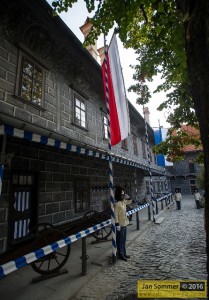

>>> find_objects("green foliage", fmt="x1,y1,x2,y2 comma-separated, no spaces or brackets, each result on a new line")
51,0,196,129
196,165,205,189
153,126,203,162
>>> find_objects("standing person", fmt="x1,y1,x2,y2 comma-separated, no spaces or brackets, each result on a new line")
174,188,182,210
114,186,132,261
193,188,201,209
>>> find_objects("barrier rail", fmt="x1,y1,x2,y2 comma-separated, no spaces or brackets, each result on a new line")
154,193,173,214
0,203,151,279
0,220,111,279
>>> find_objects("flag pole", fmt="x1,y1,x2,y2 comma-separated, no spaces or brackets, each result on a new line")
143,106,156,222
103,35,117,263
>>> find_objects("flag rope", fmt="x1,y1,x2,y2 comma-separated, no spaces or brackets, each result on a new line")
143,108,156,222
104,42,117,262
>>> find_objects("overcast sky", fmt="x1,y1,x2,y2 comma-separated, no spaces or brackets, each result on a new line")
47,0,170,128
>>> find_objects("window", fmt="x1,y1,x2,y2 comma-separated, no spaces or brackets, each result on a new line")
74,179,90,212
157,181,161,193
124,180,132,197
17,54,44,106
74,94,86,128
150,152,153,162
121,139,128,149
145,181,150,193
9,171,38,244
141,140,147,159
189,159,195,173
132,136,138,155
154,154,157,164
103,116,108,139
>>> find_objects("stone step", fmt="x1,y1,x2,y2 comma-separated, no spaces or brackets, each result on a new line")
155,216,165,224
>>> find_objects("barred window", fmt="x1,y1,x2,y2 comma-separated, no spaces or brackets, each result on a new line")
74,179,90,212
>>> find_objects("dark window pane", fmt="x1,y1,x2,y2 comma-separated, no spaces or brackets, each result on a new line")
75,179,90,212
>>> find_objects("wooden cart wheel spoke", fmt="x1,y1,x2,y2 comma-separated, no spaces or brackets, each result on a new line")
31,228,71,275
92,224,112,241
55,251,66,257
47,259,51,271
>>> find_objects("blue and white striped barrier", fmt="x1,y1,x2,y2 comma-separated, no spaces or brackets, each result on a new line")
126,203,149,216
0,219,111,279
0,203,150,279
0,125,163,175
154,193,172,202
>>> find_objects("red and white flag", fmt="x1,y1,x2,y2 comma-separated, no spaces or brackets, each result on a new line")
102,35,130,146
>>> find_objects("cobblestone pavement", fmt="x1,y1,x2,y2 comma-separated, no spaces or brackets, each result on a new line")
73,196,207,300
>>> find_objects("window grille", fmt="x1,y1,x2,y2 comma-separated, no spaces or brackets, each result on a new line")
74,179,90,212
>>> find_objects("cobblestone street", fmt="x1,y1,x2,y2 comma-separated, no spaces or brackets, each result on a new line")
73,196,207,300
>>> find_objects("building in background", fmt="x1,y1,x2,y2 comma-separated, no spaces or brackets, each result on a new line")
154,125,203,195
0,0,167,255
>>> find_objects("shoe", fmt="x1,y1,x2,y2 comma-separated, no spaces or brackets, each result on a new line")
118,256,127,261
124,254,130,258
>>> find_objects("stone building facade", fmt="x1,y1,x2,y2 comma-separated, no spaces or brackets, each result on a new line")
0,0,166,255
167,151,202,195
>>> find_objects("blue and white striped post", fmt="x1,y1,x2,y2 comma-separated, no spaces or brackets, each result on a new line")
143,107,156,222
103,40,117,262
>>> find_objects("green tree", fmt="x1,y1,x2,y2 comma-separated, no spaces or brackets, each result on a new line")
52,0,209,289
196,165,205,190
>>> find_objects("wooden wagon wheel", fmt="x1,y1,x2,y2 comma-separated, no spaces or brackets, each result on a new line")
30,224,71,275
83,210,111,241
83,210,98,221
30,222,55,234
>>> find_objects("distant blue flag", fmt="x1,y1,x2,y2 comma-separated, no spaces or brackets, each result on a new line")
154,128,165,167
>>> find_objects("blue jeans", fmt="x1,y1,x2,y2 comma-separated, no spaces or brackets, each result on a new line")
176,201,181,210
116,226,127,257
196,200,200,209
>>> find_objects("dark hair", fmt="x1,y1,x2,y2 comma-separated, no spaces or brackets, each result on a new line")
175,188,179,193
114,186,124,201
194,188,198,192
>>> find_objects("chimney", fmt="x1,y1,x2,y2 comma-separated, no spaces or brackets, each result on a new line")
97,46,105,65
80,17,100,63
143,107,150,125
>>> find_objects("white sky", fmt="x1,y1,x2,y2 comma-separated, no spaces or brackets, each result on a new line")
47,0,170,128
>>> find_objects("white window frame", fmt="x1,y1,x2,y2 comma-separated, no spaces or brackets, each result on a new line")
103,115,108,140
73,93,87,129
15,50,45,107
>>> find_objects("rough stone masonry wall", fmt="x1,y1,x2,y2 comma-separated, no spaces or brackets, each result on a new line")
0,136,146,254
0,33,158,169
